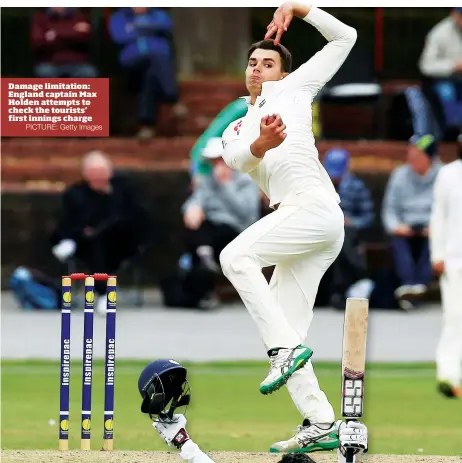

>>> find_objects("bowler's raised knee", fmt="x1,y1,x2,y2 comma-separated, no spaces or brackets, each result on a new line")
220,243,260,279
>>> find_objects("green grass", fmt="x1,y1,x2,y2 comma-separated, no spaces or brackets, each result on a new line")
1,360,462,455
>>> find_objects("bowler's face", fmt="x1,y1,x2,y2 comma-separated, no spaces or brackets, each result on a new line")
245,49,285,95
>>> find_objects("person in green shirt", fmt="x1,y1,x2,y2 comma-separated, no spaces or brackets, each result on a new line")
190,97,248,182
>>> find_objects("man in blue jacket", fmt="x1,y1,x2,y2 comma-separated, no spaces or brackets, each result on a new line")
109,7,186,140
319,148,374,309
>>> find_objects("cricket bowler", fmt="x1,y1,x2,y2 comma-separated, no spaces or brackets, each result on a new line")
429,136,462,398
218,2,357,452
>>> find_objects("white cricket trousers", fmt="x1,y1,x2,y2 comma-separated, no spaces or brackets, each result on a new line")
436,268,462,386
220,189,344,423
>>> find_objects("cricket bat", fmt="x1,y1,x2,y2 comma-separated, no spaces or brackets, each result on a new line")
341,298,369,463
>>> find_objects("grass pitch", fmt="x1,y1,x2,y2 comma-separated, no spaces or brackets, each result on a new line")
1,361,461,457
1,451,461,462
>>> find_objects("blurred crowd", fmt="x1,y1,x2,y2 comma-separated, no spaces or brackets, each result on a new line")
7,7,462,314
30,7,186,140
27,7,462,141
37,132,460,315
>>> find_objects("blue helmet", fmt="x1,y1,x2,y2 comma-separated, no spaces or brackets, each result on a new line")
138,359,190,421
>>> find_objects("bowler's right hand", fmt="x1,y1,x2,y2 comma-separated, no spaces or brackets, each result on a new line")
265,2,296,45
184,205,205,230
251,114,287,158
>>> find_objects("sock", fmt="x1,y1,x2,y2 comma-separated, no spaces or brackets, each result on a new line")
316,422,334,430
302,419,333,430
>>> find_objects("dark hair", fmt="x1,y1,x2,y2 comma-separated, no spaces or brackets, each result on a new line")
278,453,317,463
247,39,292,73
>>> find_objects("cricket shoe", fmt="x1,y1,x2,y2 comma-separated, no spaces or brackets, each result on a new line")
437,380,461,398
270,420,339,453
395,284,427,308
259,345,313,395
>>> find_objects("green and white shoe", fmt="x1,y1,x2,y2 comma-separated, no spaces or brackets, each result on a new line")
259,345,313,395
270,421,339,453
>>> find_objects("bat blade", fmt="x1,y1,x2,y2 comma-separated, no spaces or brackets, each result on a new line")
341,298,369,463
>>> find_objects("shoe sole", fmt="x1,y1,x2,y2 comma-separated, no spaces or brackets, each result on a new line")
270,438,340,453
259,347,313,395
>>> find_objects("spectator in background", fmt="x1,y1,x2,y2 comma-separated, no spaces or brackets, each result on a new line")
160,138,260,309
319,148,374,309
182,138,260,274
189,98,270,216
31,7,97,78
382,134,441,310
51,151,149,314
418,7,462,138
429,136,462,399
109,7,186,141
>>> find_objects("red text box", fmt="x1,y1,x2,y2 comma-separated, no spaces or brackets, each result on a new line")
1,78,109,137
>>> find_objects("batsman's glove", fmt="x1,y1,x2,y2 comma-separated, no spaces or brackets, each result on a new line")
153,413,190,449
336,420,368,457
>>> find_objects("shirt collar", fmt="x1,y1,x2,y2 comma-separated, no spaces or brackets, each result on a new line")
239,80,279,106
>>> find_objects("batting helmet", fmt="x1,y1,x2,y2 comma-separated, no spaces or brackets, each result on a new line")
138,359,191,422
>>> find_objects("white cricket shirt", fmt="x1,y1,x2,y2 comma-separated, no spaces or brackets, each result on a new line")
429,159,462,270
221,7,357,208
